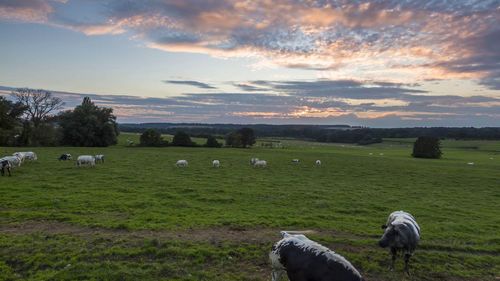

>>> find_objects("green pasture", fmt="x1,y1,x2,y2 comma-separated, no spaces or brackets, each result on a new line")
0,134,499,280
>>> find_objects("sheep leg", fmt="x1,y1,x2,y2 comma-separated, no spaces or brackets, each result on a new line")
389,247,397,271
404,253,411,276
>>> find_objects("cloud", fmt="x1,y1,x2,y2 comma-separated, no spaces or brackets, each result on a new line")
2,79,498,126
163,80,217,89
2,1,500,88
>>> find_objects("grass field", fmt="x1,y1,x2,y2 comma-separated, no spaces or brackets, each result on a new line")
1,133,499,281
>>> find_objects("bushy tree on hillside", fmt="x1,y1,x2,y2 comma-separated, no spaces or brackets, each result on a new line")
225,128,255,148
0,97,26,145
412,136,442,159
171,131,194,146
205,135,222,148
140,129,166,146
58,97,119,147
10,88,64,146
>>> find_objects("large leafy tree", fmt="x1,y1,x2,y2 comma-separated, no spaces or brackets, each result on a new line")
58,97,119,147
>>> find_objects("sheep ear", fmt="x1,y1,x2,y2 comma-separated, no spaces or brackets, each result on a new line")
381,224,387,229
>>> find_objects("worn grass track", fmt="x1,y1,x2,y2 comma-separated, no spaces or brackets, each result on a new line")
1,134,499,280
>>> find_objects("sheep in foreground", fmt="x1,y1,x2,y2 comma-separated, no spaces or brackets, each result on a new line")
379,210,420,275
176,160,188,167
76,155,96,167
270,231,364,281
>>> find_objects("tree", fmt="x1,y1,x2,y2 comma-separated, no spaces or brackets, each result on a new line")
58,97,119,147
205,135,221,148
225,128,255,148
0,97,26,145
11,88,64,128
239,127,256,147
140,129,165,146
225,131,242,147
171,131,194,146
412,136,442,159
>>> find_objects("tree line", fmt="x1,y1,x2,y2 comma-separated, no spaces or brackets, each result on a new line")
121,123,500,144
139,127,255,148
0,89,118,147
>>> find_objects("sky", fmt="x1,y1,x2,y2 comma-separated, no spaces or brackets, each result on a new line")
0,0,499,127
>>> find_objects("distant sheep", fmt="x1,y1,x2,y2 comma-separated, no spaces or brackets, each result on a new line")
1,160,11,176
212,160,220,168
95,154,105,163
254,160,267,168
467,162,475,165
315,160,321,166
176,160,188,167
13,152,26,162
59,154,72,161
13,152,37,162
292,159,300,164
77,155,96,167
1,156,21,167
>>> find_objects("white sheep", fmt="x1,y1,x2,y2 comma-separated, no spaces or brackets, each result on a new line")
212,160,220,168
254,160,267,168
1,156,22,167
95,154,105,163
176,160,188,167
77,155,96,167
315,160,321,166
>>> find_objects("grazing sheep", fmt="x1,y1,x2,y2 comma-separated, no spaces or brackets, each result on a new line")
95,154,105,163
1,160,11,176
270,231,364,281
250,158,259,165
315,160,321,166
59,154,72,161
13,152,37,162
13,152,26,162
212,160,220,168
379,211,420,275
254,160,267,168
1,156,21,167
292,159,300,164
126,139,134,146
76,155,96,167
379,153,384,156
467,162,475,165
176,160,188,167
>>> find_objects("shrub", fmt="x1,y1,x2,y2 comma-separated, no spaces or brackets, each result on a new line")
172,131,195,147
412,136,442,159
205,135,222,148
140,129,166,146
